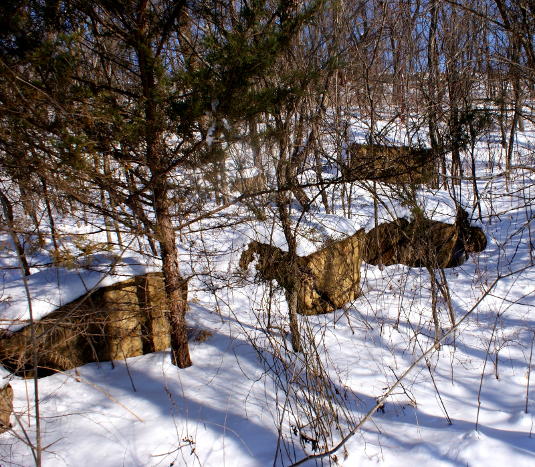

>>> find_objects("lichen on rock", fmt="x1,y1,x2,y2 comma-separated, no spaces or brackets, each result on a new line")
239,230,366,315
240,210,486,315
0,273,173,377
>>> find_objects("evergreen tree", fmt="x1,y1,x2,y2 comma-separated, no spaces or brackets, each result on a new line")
0,0,322,368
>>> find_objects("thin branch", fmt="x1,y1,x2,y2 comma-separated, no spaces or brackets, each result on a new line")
288,267,523,466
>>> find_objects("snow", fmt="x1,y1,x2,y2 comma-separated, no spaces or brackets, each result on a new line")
236,185,466,256
237,167,260,178
0,255,159,333
241,212,364,256
206,123,216,146
2,126,535,467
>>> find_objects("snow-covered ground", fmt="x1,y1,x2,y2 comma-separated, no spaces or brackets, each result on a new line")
2,126,535,466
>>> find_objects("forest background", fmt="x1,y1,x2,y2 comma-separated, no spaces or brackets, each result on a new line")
1,0,535,466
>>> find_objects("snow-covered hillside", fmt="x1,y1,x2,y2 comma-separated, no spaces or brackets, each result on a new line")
2,129,535,467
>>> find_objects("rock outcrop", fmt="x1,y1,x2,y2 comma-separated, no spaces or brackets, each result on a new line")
0,384,13,433
240,231,366,315
0,273,173,377
241,211,486,314
342,143,437,185
364,210,486,268
0,210,486,377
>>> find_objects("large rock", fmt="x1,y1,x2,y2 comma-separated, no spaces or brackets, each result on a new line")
230,173,266,195
364,210,486,268
0,384,13,433
0,273,174,377
342,143,437,185
239,231,366,315
241,211,486,315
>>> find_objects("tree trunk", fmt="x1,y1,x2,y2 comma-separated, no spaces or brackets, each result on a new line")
276,193,302,353
427,0,441,189
314,151,330,214
0,190,31,277
507,74,522,178
275,138,302,352
41,178,59,252
450,106,463,186
373,181,383,270
153,182,192,369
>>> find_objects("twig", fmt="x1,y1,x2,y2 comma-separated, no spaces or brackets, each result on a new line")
288,268,520,466
476,309,500,431
3,198,41,466
526,329,535,414
122,351,137,392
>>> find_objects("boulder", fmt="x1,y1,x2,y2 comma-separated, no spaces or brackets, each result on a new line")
0,384,13,433
0,273,174,377
230,173,266,195
364,210,486,268
239,230,366,315
342,143,437,185
241,210,486,315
